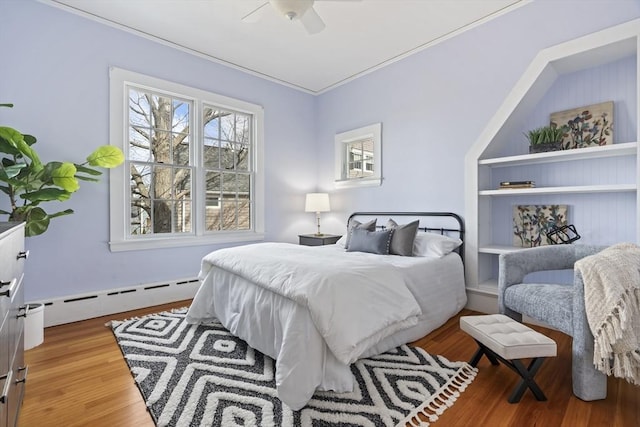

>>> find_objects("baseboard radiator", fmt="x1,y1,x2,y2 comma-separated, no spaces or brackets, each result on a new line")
32,277,201,327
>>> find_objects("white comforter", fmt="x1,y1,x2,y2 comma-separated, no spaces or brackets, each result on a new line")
186,242,425,409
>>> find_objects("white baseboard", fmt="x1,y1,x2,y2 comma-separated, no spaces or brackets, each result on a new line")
31,277,200,327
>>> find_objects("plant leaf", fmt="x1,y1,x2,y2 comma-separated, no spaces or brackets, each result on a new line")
20,188,72,202
48,209,74,219
51,162,80,192
74,164,103,176
0,209,10,215
0,103,14,108
0,163,26,180
25,207,50,237
0,127,42,167
86,145,124,168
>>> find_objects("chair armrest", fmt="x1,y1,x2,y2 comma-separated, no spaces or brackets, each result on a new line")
497,245,606,314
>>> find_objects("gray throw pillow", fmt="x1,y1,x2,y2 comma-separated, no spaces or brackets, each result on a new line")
346,228,394,255
387,219,419,256
345,218,377,249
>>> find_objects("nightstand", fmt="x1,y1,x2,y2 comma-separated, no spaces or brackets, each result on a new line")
298,234,342,246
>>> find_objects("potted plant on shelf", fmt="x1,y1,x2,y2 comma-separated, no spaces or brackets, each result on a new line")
525,124,567,154
0,103,124,349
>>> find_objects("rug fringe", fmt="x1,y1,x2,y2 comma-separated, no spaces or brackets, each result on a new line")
398,363,478,427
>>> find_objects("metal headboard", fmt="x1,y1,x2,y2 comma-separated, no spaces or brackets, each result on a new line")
347,212,465,262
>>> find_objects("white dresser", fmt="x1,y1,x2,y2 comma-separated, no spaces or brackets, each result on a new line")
0,222,27,427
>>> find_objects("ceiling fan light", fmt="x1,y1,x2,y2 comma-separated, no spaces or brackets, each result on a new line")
270,0,314,21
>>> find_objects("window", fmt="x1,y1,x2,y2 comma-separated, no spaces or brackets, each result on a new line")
334,123,382,189
109,68,264,251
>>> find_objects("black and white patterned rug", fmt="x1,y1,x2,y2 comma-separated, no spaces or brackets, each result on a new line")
111,308,476,427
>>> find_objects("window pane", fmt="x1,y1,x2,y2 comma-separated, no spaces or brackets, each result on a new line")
206,206,220,231
151,95,172,131
346,138,375,179
129,126,151,162
174,200,191,233
237,173,250,201
221,172,237,193
220,141,235,170
220,200,238,230
129,89,150,127
130,203,150,235
203,139,220,169
175,168,191,199
152,130,172,163
173,133,189,165
220,112,235,142
236,144,249,171
172,100,189,132
238,195,250,230
153,200,172,233
130,163,151,202
203,107,220,138
153,165,173,199
236,114,250,143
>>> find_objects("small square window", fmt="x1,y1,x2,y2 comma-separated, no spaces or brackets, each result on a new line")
334,123,381,188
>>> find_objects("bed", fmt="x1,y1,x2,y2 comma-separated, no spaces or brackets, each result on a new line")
186,212,467,410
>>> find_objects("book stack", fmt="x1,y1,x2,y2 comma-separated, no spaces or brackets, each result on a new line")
499,180,535,189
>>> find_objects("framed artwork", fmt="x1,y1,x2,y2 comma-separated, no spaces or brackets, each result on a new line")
550,101,613,150
513,204,568,247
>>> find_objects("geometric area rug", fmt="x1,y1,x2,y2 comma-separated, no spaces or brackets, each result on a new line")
111,308,477,427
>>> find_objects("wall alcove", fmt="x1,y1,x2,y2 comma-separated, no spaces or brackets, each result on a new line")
464,19,640,313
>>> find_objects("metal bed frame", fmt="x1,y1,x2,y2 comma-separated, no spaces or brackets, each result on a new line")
346,211,465,262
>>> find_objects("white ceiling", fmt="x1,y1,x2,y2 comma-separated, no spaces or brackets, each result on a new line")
48,0,527,94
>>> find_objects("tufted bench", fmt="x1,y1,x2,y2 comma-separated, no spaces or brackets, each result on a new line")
460,314,557,403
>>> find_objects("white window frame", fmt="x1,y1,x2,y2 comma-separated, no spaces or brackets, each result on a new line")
334,123,382,189
108,67,264,251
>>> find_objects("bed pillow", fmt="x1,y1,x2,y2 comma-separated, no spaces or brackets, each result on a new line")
386,219,419,256
335,234,347,248
413,232,462,257
346,228,394,255
345,218,377,249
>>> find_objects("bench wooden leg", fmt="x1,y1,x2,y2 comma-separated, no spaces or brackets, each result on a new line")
468,340,548,403
508,358,547,403
469,340,499,367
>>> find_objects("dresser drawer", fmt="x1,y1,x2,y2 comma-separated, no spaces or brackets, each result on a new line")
0,224,26,317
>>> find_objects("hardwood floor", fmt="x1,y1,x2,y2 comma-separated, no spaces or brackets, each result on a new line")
18,302,639,427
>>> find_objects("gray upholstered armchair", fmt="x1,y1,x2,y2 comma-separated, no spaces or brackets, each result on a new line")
498,244,608,401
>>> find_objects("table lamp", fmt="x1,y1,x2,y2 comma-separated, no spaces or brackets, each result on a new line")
305,193,330,236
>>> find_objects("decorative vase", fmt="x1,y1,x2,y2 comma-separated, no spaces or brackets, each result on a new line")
529,141,562,153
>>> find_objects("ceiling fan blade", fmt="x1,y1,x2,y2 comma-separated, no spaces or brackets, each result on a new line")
299,7,325,34
241,1,270,23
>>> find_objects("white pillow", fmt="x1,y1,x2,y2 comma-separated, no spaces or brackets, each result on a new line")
413,232,462,257
335,235,347,248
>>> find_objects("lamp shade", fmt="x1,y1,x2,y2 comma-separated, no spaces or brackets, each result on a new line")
305,193,330,212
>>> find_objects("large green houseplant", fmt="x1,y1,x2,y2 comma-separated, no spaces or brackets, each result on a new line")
0,104,124,236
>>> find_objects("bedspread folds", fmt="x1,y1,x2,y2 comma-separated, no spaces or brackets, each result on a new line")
197,242,422,365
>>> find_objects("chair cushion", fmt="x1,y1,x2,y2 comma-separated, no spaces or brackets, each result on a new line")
504,283,574,336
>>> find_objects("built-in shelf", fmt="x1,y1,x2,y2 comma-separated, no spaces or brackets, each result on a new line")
479,141,637,168
464,19,640,315
478,245,524,254
479,183,636,196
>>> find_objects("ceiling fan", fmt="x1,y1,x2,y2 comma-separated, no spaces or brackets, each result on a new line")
241,0,361,35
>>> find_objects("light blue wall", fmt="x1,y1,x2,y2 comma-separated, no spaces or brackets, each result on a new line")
1,0,318,301
314,0,640,235
2,0,639,302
